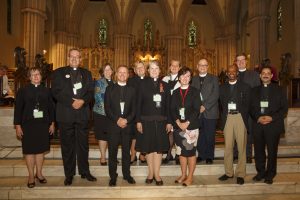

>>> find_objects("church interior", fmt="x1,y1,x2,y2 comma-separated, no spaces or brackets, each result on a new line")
0,0,300,199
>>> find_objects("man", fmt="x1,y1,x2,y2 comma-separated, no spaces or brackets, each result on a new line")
250,66,288,184
235,53,261,163
162,59,181,164
128,61,147,164
52,48,96,186
218,65,251,185
104,65,136,186
191,58,219,164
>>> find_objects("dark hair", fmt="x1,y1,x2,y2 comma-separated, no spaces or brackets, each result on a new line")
178,66,192,79
259,65,273,74
99,63,113,76
117,64,129,72
235,53,247,60
27,67,42,78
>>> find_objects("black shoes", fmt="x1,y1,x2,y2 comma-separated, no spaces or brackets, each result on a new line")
81,173,97,182
218,174,233,181
64,176,73,186
206,158,213,164
246,157,252,163
145,178,154,184
236,177,244,185
124,176,136,184
155,178,163,186
252,174,265,182
264,178,273,184
35,175,47,184
27,181,35,188
109,178,117,187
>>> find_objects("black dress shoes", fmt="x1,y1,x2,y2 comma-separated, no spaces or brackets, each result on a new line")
162,155,174,164
155,178,163,186
27,182,35,188
206,158,213,164
109,178,117,186
218,174,233,181
264,178,273,184
237,177,244,185
145,178,154,184
64,176,73,186
123,176,136,184
35,175,47,184
252,174,264,182
81,173,97,182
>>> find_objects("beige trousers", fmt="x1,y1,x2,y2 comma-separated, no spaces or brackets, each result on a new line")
223,113,247,178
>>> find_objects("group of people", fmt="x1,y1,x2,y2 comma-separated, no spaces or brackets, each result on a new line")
13,48,288,189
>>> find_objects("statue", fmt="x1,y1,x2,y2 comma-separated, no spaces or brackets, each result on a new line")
34,54,52,84
279,52,293,86
14,47,28,81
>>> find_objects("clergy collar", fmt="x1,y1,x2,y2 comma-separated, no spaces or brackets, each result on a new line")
229,80,237,85
180,85,189,89
117,81,126,86
238,68,246,72
199,73,207,77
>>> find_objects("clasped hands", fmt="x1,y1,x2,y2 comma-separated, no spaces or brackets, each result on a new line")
72,98,84,109
136,122,172,134
117,118,128,128
176,119,189,131
257,115,273,125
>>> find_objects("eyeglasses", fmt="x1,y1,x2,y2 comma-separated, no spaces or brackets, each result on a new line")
69,56,81,60
198,64,208,67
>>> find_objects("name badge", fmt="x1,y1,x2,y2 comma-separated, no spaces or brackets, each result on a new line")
120,102,125,114
73,88,77,95
260,101,269,108
74,82,82,90
228,102,236,110
179,108,185,120
153,94,161,108
33,109,43,118
200,92,203,101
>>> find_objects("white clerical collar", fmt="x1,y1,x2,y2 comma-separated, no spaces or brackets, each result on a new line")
263,83,269,87
153,78,158,81
199,73,207,77
72,67,77,70
34,84,39,87
229,80,237,85
117,82,126,86
181,85,189,89
171,74,178,81
239,68,246,72
140,76,144,79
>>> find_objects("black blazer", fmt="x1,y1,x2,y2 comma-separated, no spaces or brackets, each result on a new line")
170,86,200,130
219,81,251,130
104,84,136,133
250,83,288,133
14,84,55,125
51,66,93,122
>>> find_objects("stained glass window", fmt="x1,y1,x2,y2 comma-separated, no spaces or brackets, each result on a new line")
98,19,107,46
188,21,197,47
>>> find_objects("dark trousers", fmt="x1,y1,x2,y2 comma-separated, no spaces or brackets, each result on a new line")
197,117,217,160
234,117,253,158
108,127,132,179
58,121,90,178
253,123,281,179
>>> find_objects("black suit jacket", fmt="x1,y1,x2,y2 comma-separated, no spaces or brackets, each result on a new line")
104,84,136,133
51,66,93,122
250,83,288,134
219,81,251,130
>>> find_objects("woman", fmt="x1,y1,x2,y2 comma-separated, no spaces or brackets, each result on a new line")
93,63,114,165
14,67,55,188
170,67,200,186
136,61,172,186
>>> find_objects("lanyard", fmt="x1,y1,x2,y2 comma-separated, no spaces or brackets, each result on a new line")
179,86,189,107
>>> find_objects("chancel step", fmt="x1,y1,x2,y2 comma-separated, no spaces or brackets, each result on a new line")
0,173,299,199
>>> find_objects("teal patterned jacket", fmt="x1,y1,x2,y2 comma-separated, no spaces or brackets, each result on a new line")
93,78,109,115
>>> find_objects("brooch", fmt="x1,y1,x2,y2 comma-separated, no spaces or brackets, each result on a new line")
65,74,70,78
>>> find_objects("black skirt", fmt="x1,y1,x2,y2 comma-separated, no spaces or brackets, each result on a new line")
93,112,109,141
21,121,50,154
136,120,169,153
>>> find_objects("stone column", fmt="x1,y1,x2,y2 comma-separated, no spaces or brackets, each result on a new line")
52,31,68,69
294,0,300,77
21,0,47,67
113,34,131,68
165,35,183,66
248,0,270,67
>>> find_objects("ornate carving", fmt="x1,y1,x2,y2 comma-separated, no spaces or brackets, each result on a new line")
279,52,293,86
277,0,283,41
98,19,108,46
